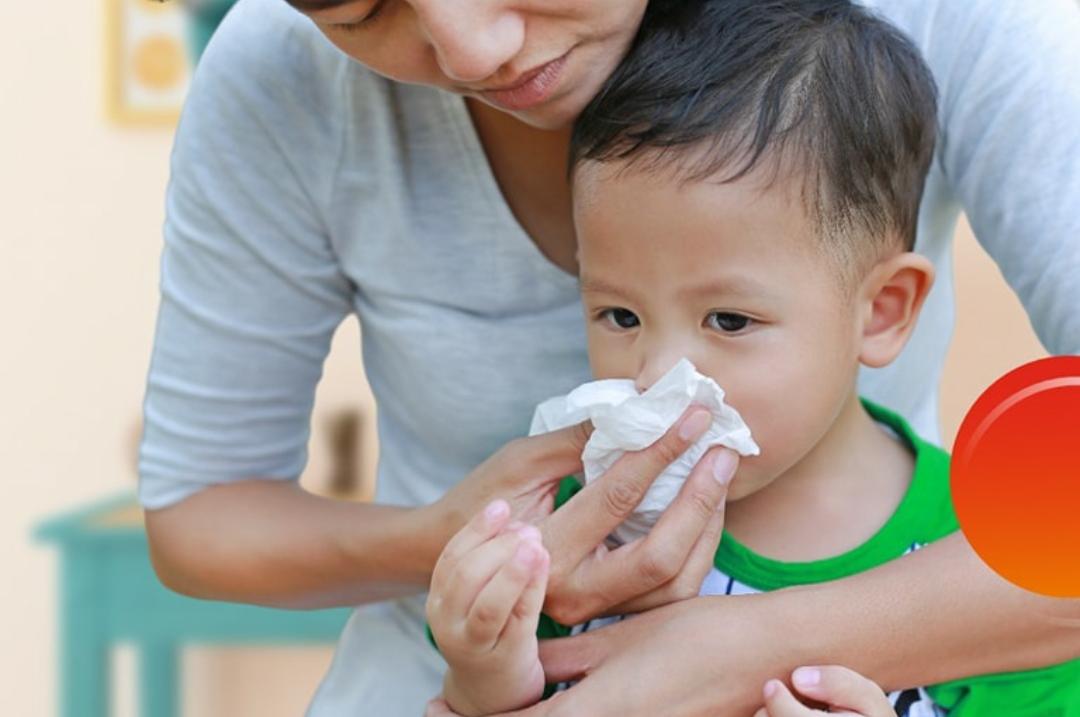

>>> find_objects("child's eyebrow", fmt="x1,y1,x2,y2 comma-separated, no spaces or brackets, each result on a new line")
580,275,772,303
679,277,772,300
579,276,639,302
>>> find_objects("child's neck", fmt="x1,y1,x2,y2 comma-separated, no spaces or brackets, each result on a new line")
723,391,915,563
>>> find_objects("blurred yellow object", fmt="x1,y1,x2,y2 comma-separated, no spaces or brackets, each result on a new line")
104,0,190,126
131,34,186,91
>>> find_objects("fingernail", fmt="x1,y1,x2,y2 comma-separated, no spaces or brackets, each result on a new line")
516,525,542,543
678,409,711,441
763,680,779,699
514,541,540,567
793,667,820,688
712,449,738,485
484,500,508,523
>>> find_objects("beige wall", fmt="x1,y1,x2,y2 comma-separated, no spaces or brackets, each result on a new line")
0,1,1048,715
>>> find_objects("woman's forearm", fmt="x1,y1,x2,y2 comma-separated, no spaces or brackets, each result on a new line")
145,479,447,609
778,532,1080,689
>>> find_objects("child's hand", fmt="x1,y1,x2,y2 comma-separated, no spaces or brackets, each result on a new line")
754,666,895,717
427,499,550,717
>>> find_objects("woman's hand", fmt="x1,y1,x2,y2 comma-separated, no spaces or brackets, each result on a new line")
426,593,801,717
429,406,738,626
538,410,738,623
754,667,896,717
427,420,595,556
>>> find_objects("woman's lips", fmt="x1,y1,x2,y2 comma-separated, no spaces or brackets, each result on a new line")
480,53,569,111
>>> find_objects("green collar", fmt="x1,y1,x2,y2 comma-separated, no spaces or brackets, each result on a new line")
713,398,951,590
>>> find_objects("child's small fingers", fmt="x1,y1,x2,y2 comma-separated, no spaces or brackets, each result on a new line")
762,679,820,716
464,535,547,648
752,708,770,717
431,500,512,595
789,666,893,716
503,542,551,644
436,529,527,624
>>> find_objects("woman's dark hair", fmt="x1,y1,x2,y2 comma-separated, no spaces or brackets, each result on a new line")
284,0,682,12
571,0,939,257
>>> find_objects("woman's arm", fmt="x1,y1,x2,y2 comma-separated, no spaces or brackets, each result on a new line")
144,419,585,609
785,533,1079,688
506,532,1080,717
146,481,441,608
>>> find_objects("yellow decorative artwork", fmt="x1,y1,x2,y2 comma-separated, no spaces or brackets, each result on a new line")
105,0,192,125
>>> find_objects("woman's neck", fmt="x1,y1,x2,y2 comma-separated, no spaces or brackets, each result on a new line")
466,98,579,276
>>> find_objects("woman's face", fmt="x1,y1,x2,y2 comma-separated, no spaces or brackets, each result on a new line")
298,0,648,129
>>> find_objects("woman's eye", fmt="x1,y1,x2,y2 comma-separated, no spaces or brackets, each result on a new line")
334,1,385,32
706,312,751,333
600,308,640,330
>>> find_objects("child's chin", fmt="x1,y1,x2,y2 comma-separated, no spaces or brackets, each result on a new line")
725,473,766,502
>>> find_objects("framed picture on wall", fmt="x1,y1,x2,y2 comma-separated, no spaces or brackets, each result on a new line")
105,0,193,125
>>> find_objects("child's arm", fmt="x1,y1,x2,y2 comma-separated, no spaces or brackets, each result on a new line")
426,500,550,717
754,666,897,717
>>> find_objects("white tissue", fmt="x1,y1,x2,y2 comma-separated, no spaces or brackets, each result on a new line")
529,358,760,544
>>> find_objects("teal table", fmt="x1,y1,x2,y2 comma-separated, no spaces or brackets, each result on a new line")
35,494,351,717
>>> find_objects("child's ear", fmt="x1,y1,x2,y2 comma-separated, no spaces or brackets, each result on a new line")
856,252,935,368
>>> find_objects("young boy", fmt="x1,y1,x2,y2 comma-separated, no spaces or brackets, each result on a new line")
426,1,1080,715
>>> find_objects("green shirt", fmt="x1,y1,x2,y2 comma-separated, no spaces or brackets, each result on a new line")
541,399,1080,716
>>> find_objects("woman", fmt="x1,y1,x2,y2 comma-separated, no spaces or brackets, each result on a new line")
140,0,1080,714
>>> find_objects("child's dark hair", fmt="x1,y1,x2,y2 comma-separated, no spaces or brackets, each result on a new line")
570,0,938,266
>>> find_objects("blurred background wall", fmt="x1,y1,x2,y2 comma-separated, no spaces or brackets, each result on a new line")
0,1,1049,715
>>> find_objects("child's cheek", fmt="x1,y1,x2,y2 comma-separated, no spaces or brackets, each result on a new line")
723,456,773,501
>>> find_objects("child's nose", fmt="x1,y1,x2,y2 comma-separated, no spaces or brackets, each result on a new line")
634,354,684,394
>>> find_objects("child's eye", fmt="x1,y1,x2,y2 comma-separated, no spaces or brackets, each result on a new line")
599,308,641,330
706,312,751,333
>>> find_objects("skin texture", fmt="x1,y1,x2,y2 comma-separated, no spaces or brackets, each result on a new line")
753,666,897,717
429,158,936,714
303,0,647,130
575,162,933,560
146,3,1080,715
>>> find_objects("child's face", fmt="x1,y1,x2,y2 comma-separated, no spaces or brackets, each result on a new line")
574,163,866,500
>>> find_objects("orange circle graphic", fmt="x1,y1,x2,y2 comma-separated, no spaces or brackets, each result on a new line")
951,356,1080,597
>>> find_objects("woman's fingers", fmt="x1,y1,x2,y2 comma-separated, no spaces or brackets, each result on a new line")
517,419,594,479
543,406,712,569
610,493,726,614
584,447,737,612
788,666,895,716
537,626,601,684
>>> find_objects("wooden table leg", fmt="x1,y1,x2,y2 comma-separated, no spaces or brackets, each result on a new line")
139,642,179,717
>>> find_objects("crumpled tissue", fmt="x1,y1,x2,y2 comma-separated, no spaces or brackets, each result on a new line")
529,358,760,544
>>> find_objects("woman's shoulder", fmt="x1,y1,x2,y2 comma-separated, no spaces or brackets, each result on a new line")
192,0,416,138
859,0,1078,68
179,0,464,193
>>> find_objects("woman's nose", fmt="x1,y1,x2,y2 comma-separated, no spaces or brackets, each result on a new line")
412,0,526,83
